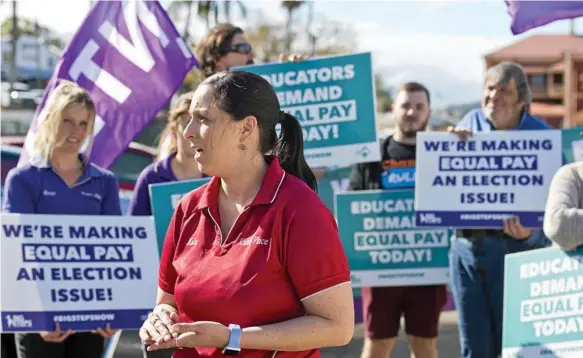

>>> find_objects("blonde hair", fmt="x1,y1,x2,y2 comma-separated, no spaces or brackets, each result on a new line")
157,92,193,160
33,80,96,160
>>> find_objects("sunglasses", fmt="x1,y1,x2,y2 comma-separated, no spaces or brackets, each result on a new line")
229,43,253,54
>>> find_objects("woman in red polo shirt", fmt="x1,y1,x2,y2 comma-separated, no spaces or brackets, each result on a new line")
139,70,354,357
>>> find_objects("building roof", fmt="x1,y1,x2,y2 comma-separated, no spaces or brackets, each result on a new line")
485,35,583,63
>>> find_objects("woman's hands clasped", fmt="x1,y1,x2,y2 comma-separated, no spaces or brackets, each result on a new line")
139,305,232,352
139,304,180,346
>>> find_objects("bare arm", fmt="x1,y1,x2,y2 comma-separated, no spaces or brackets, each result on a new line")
240,282,354,351
155,288,177,311
543,163,583,250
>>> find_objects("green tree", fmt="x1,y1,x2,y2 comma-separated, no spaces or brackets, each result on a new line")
375,74,394,113
280,0,304,52
246,15,355,63
0,17,64,48
167,0,247,42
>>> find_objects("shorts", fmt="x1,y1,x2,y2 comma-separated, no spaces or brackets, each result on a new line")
361,285,447,339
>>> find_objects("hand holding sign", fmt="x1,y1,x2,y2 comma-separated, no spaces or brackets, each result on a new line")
503,216,532,240
40,322,74,343
447,126,473,141
279,52,311,63
92,323,117,338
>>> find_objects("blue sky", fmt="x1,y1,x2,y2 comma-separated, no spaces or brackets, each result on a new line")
1,0,582,106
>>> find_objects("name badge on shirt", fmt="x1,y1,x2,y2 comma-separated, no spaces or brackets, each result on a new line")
81,191,102,201
380,167,416,189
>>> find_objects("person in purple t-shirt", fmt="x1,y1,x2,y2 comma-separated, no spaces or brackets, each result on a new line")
128,92,205,217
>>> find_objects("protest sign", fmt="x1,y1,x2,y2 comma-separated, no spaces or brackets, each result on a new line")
19,0,196,169
414,130,563,228
149,178,210,254
0,214,159,332
234,52,380,168
335,189,450,287
317,166,352,212
561,126,583,163
502,246,583,358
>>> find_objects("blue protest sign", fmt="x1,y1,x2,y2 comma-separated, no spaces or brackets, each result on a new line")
234,52,380,168
0,214,158,332
148,178,210,254
414,130,563,228
335,189,450,287
502,246,583,357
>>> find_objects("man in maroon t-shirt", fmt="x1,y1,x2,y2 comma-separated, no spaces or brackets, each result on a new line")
349,82,447,358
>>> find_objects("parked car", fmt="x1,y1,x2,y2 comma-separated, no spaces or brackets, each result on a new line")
0,136,156,214
1,82,43,109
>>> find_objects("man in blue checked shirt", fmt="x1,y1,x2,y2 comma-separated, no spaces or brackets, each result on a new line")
447,61,562,358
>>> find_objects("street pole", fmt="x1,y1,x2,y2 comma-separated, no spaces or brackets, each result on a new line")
35,20,42,89
9,0,18,95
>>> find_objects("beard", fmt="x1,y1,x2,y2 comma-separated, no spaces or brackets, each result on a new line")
398,118,429,138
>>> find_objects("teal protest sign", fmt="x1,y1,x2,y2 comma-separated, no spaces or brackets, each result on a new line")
148,178,210,255
234,52,380,168
561,126,583,163
335,189,450,287
317,166,352,212
502,247,583,358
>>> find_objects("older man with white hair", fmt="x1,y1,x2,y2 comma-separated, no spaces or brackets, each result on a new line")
447,61,560,358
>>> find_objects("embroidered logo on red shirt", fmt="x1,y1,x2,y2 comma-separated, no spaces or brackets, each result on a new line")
186,238,198,246
238,236,269,246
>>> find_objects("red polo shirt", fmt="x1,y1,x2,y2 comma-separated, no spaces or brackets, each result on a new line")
158,157,351,357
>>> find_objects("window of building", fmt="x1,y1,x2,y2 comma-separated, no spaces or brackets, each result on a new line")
529,73,546,91
552,73,563,85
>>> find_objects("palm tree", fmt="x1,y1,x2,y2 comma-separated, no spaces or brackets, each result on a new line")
167,0,247,42
281,0,304,52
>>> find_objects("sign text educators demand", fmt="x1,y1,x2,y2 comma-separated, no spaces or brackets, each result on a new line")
234,52,380,168
263,64,355,138
502,247,583,358
335,190,450,288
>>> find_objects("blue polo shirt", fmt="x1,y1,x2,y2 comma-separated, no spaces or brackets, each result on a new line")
455,108,557,251
456,108,552,132
2,156,121,215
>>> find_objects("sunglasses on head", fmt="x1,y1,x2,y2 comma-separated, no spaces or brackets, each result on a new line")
229,43,252,54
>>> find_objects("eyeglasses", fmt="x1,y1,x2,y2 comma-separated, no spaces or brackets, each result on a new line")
229,43,253,54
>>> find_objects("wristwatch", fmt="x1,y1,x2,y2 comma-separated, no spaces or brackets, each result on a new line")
222,324,241,356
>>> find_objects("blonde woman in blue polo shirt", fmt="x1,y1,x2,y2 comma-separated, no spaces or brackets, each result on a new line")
2,80,120,358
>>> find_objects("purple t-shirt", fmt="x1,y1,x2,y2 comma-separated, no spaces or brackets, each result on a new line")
127,153,178,216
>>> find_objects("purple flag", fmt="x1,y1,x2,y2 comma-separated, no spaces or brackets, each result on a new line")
506,0,583,35
19,0,197,169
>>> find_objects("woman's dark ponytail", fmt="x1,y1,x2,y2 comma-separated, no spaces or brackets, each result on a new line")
275,111,317,192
